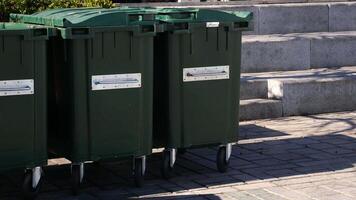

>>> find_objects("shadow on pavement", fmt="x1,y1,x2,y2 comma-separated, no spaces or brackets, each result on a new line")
132,194,222,200
239,124,289,139
1,118,356,199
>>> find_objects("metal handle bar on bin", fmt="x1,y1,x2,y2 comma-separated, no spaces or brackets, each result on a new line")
0,85,31,92
94,78,140,85
187,70,228,77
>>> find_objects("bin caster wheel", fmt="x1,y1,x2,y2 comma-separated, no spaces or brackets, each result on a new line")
71,163,84,195
177,148,187,155
161,150,175,179
23,167,42,200
134,157,146,187
217,146,230,173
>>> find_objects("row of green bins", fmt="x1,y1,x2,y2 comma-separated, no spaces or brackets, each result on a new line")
11,8,158,194
9,6,253,196
152,8,252,178
0,23,50,199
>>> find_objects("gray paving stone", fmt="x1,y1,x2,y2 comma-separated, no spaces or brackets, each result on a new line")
245,188,288,200
289,137,321,145
272,153,306,161
308,142,337,150
306,152,339,160
241,143,270,151
318,194,355,200
194,176,237,187
320,148,354,155
235,152,270,161
229,158,253,167
265,169,300,177
338,143,356,150
225,191,261,200
232,173,259,183
174,180,205,190
287,148,324,156
185,196,211,200
261,164,300,171
2,111,356,199
323,138,354,145
297,186,342,198
241,169,277,180
266,187,315,200
251,158,287,166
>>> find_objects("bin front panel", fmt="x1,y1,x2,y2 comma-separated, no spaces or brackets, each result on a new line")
166,26,241,148
88,31,153,159
49,30,153,162
0,35,36,170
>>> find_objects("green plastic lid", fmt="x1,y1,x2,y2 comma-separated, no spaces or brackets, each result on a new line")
10,7,156,28
153,8,252,23
0,22,51,39
197,9,252,22
10,7,252,30
0,22,52,31
150,8,199,23
0,22,34,30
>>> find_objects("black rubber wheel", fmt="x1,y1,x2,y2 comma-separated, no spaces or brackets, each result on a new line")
22,170,42,200
134,158,145,187
217,146,229,173
177,148,187,155
71,164,82,196
161,150,174,179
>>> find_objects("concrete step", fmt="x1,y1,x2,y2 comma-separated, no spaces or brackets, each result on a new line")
241,66,356,117
239,99,283,121
242,31,356,73
268,66,356,116
254,2,356,34
240,76,267,100
126,2,356,35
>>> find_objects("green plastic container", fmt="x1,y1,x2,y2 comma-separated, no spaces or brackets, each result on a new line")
0,23,49,198
152,8,252,178
12,8,157,190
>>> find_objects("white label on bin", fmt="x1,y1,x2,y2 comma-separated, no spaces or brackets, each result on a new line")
206,22,220,28
92,73,142,91
0,79,34,96
183,65,230,82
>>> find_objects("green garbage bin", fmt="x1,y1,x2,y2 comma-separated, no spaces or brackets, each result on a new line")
0,23,50,198
152,8,252,178
11,8,157,191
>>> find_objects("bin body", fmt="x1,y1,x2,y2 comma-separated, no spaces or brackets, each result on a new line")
49,29,154,162
0,23,48,171
11,9,156,163
154,9,252,149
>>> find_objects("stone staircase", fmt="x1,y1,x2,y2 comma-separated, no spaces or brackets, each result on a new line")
240,67,356,120
237,2,356,120
124,1,356,120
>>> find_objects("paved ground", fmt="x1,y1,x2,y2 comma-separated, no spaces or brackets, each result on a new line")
1,111,356,200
